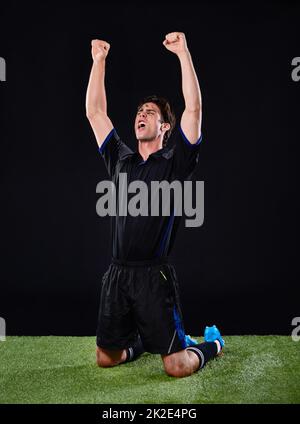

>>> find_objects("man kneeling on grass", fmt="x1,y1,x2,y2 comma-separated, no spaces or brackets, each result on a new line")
86,32,225,378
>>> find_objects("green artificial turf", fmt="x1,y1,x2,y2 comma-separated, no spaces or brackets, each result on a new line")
0,336,299,404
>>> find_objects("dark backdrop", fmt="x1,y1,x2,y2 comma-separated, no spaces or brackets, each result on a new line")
0,1,299,336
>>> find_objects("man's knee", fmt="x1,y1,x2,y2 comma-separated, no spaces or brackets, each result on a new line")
96,346,125,368
162,350,193,378
165,364,192,378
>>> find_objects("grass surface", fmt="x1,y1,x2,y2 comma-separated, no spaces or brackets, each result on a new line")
0,336,299,404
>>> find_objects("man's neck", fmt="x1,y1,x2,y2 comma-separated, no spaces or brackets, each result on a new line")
138,139,163,161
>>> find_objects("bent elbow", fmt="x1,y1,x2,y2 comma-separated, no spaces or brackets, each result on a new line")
185,104,202,114
86,109,106,120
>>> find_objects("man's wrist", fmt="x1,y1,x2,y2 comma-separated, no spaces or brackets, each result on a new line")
93,58,106,67
177,50,191,61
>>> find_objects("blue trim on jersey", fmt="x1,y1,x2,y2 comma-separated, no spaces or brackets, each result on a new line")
173,305,187,349
179,125,202,147
99,128,115,154
156,210,175,257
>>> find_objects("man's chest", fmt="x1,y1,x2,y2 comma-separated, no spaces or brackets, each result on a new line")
115,158,175,184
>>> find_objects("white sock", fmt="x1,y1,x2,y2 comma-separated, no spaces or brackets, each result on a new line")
214,340,221,353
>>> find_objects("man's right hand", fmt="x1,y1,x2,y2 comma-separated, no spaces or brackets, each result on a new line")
91,39,110,63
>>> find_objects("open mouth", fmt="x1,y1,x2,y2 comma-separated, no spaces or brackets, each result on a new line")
138,122,146,130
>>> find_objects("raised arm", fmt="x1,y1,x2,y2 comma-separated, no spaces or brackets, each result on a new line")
163,32,202,144
86,39,114,148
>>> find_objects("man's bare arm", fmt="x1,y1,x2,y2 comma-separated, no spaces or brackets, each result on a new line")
163,32,202,144
86,39,114,148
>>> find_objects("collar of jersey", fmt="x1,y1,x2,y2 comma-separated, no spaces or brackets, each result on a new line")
131,146,173,162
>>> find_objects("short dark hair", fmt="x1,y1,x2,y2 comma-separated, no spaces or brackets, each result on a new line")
137,95,176,147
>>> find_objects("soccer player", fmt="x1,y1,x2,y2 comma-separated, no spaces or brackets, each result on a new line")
86,32,224,378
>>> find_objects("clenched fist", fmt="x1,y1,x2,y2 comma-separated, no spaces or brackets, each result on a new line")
162,32,188,56
91,39,110,63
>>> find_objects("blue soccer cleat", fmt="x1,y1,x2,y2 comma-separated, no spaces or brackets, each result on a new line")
185,334,199,347
204,325,225,349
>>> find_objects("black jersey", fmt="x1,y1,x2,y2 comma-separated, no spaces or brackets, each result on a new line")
98,125,202,261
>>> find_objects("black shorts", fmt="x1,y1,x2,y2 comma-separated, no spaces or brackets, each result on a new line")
96,258,188,355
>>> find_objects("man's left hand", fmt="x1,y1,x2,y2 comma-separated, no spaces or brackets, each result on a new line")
162,32,188,56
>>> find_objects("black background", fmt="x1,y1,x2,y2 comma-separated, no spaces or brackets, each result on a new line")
0,1,299,336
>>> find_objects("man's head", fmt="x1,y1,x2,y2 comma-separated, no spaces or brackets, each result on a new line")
135,95,176,147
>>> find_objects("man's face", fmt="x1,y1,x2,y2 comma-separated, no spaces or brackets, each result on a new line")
134,102,164,142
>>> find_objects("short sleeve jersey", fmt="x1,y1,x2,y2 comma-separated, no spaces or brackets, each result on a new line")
98,125,202,261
